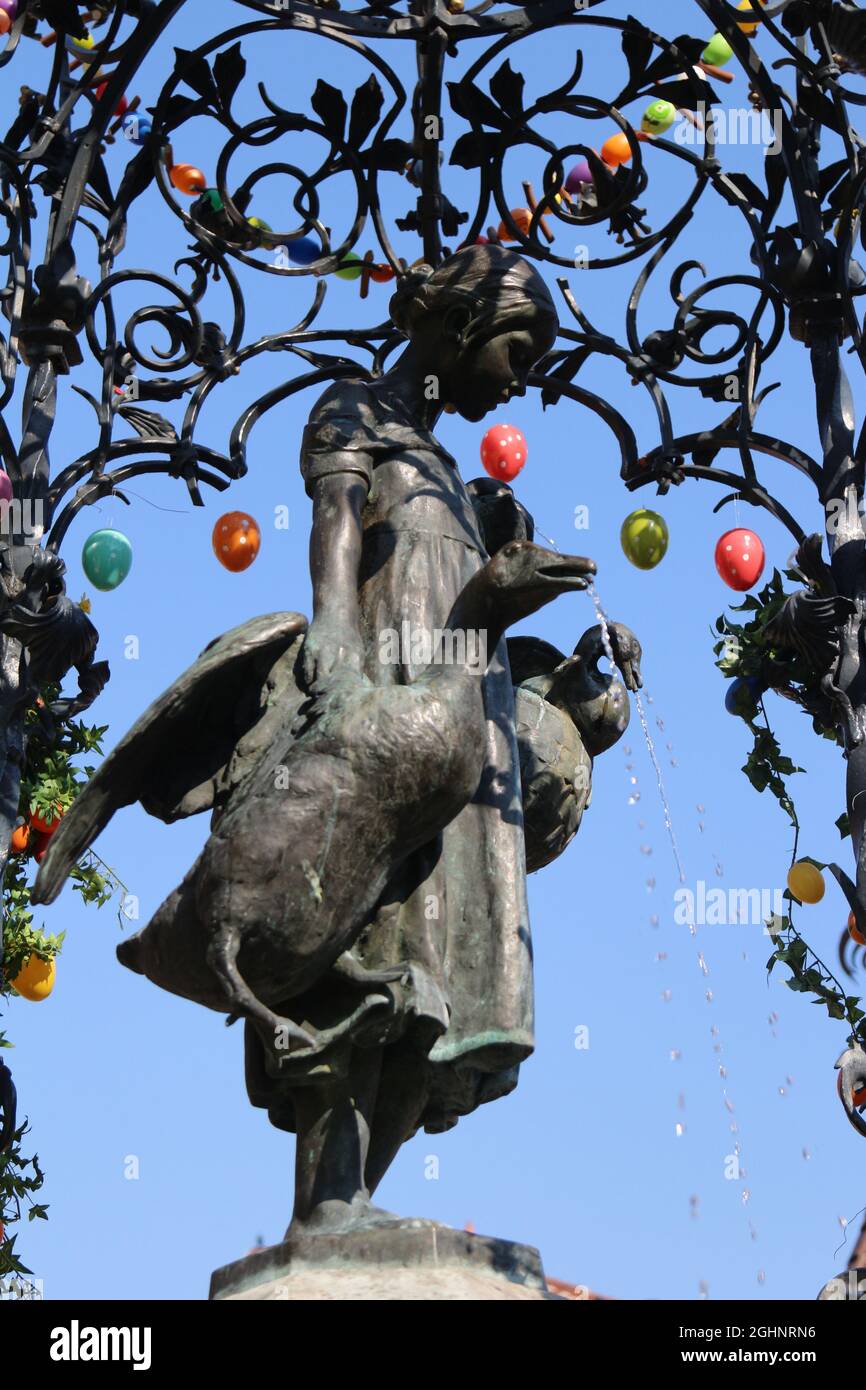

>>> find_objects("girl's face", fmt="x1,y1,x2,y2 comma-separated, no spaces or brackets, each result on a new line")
447,311,558,422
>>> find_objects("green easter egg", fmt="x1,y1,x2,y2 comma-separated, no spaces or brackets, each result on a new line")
702,32,733,65
82,528,133,592
620,509,669,571
336,254,363,281
641,100,677,135
248,216,273,234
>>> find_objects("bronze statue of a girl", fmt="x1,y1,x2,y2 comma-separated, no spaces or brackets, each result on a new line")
34,245,640,1239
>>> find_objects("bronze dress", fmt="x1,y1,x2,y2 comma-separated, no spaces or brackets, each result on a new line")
245,379,534,1135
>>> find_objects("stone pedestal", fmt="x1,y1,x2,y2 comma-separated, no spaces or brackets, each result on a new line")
210,1221,562,1301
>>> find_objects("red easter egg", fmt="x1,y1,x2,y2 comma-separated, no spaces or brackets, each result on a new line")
481,424,527,483
212,511,261,573
714,528,765,591
838,1070,866,1110
95,81,129,117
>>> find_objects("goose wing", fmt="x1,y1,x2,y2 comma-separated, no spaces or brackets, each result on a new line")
507,636,568,687
32,612,307,906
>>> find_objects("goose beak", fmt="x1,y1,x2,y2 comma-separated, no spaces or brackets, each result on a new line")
535,554,597,592
618,653,643,693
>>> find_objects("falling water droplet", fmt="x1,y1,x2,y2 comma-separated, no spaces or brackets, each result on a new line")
650,914,659,927
698,1280,710,1299
662,989,672,1002
646,877,656,891
640,844,653,856
802,1147,811,1161
670,1049,682,1061
675,1122,685,1137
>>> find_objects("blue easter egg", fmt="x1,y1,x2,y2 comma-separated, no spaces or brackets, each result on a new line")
122,113,152,145
287,237,320,266
725,675,763,718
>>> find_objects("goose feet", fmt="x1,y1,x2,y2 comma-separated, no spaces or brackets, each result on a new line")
331,951,410,988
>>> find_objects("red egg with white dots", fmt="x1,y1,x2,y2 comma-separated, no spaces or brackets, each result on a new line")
714,527,765,591
480,423,527,483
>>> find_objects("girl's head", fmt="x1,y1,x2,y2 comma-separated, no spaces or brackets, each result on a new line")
389,245,559,422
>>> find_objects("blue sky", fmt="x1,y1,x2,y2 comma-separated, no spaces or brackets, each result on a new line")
5,0,866,1301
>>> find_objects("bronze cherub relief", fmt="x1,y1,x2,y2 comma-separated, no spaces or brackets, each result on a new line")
34,245,641,1239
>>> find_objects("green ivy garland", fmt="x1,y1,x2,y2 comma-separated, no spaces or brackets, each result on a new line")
0,691,121,1285
714,573,866,1050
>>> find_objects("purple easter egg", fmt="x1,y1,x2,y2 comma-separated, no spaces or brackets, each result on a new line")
565,158,593,193
0,472,13,502
0,1,18,17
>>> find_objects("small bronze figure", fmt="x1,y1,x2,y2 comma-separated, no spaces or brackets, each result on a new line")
35,246,639,1237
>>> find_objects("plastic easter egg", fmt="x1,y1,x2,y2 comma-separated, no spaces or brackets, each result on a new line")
481,424,528,483
0,12,9,35
0,2,18,17
212,511,261,573
565,159,593,191
369,264,396,283
170,164,207,196
95,82,129,117
601,133,633,167
67,32,95,54
620,509,669,570
848,911,866,947
82,528,133,591
725,675,763,718
287,236,320,265
714,528,765,591
122,113,152,144
199,188,224,212
0,471,12,503
497,207,533,242
247,216,273,236
641,100,676,135
737,0,765,35
336,254,364,281
12,954,56,1002
838,1070,866,1110
702,32,734,65
787,860,825,905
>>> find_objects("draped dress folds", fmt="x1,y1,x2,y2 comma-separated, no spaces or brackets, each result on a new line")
244,379,534,1136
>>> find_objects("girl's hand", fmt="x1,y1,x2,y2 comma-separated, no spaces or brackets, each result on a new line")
301,611,364,690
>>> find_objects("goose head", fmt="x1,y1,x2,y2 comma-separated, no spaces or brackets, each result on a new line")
549,621,643,757
449,542,597,655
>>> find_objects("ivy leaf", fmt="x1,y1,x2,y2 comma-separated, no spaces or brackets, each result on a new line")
348,75,384,152
448,79,508,131
837,811,851,838
311,80,347,144
368,139,414,172
449,131,500,170
489,60,525,119
174,49,218,104
214,43,246,112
